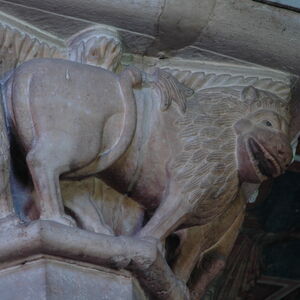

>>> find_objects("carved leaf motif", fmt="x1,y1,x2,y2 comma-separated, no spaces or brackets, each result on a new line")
67,28,122,71
0,24,62,78
163,68,290,100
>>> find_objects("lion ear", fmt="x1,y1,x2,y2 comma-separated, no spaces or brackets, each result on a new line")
242,86,258,102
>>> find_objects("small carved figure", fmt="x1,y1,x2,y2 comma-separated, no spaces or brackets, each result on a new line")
2,58,292,242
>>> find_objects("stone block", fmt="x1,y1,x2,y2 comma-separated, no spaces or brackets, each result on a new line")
0,258,147,300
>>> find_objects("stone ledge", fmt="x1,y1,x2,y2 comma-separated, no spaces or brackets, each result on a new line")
0,219,188,299
0,256,147,300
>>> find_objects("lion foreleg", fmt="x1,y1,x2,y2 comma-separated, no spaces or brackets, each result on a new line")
136,189,188,241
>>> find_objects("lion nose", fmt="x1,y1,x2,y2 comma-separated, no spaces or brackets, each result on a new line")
277,144,293,168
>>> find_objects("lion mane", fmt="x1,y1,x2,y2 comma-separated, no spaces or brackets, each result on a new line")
170,87,290,225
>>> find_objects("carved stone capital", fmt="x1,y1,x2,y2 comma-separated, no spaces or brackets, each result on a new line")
0,12,296,299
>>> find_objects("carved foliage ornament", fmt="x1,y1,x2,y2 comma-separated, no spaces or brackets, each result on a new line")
67,26,122,71
0,24,122,77
0,24,62,77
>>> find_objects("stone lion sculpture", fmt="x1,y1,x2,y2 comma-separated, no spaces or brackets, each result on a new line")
2,58,292,244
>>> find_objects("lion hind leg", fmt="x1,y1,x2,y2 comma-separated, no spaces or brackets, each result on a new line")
26,138,75,227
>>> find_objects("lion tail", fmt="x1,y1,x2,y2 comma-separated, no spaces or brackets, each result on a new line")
69,66,142,176
96,66,142,171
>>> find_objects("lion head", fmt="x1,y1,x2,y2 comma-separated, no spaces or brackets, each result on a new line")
234,86,292,183
171,85,292,224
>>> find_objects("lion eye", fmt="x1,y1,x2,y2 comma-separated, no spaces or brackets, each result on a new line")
262,120,272,127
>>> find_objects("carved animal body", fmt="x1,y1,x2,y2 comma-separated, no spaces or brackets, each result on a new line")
5,58,142,224
3,58,293,240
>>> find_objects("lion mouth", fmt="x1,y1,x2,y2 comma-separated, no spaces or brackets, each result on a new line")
248,138,281,179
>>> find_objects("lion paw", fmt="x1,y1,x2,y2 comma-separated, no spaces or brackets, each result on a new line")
128,237,161,270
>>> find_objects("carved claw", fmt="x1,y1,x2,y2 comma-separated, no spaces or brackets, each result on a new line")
108,236,158,271
129,237,159,270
